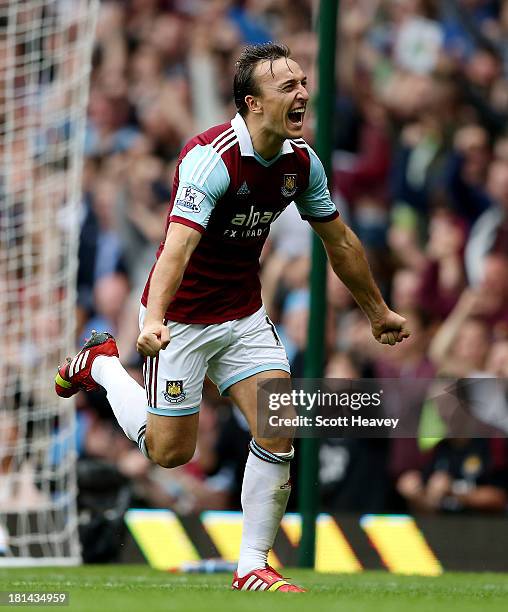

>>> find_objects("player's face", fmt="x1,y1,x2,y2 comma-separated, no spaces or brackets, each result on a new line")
252,57,309,139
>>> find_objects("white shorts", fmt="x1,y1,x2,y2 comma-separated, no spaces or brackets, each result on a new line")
139,305,290,416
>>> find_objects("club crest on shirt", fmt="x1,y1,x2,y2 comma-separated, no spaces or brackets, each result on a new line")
281,174,297,197
163,380,186,404
175,185,206,214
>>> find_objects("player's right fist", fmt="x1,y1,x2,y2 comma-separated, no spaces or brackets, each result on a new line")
136,322,170,357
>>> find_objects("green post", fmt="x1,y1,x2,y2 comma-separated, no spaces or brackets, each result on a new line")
297,0,339,568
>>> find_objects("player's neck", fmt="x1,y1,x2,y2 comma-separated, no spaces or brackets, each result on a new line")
244,116,284,161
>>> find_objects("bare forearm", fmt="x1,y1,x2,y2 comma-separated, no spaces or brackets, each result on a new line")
428,316,462,367
326,225,387,321
145,250,186,324
428,291,476,367
307,217,408,345
457,487,508,512
144,223,201,325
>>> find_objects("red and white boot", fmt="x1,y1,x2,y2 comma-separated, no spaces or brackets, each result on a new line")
54,331,119,397
231,565,306,592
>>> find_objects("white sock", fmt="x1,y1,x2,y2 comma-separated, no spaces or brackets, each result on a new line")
91,356,147,453
237,445,293,577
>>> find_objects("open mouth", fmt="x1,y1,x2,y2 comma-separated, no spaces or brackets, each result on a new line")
287,107,305,127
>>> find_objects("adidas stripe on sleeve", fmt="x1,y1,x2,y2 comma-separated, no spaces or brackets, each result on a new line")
294,146,339,222
170,133,233,231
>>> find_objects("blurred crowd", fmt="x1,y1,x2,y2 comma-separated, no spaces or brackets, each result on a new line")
62,0,508,523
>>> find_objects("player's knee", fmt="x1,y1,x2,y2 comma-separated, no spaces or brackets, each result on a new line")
147,442,195,468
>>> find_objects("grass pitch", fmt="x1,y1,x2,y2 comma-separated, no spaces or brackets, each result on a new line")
0,565,507,612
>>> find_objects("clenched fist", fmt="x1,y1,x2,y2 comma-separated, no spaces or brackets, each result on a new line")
371,309,410,346
136,321,170,357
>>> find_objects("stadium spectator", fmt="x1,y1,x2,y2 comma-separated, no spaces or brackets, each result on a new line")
0,412,48,511
319,350,391,513
465,160,508,286
417,209,468,319
441,124,491,225
428,289,491,376
80,273,130,344
396,438,508,513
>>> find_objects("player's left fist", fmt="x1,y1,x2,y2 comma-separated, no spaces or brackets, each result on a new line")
371,309,410,346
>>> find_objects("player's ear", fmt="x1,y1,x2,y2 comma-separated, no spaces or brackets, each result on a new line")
245,95,262,114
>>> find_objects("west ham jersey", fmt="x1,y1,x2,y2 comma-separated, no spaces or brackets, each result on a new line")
141,114,339,324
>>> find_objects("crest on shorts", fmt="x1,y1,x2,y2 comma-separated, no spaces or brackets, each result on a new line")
163,380,186,404
281,174,297,197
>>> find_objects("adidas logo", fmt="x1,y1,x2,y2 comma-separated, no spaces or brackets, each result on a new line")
236,181,250,197
68,349,90,377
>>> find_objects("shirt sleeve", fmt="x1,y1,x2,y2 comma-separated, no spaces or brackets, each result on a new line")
169,144,230,232
294,146,339,222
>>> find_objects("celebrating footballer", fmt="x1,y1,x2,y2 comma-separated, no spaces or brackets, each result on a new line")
55,43,409,592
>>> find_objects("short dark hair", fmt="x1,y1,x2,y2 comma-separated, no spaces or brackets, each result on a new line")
233,43,291,117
